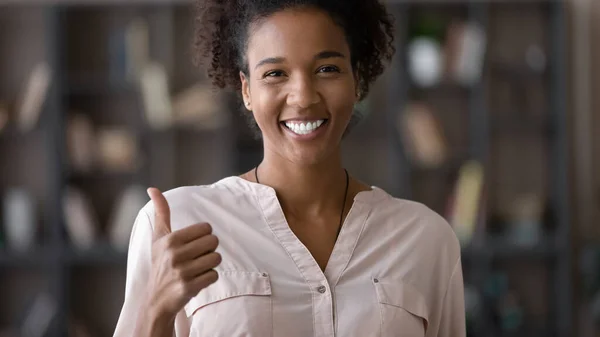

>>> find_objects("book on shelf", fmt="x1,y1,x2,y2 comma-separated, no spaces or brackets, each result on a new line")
109,26,127,87
140,62,173,130
19,292,57,337
172,83,229,130
110,17,150,85
15,62,52,132
67,117,141,174
96,127,140,173
107,184,148,251
125,17,150,84
446,160,485,247
63,184,149,251
444,20,487,86
62,186,98,250
397,102,448,169
2,188,37,252
407,17,487,88
67,113,96,173
504,193,544,247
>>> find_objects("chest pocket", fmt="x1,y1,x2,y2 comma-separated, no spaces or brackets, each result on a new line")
184,271,273,337
373,278,429,337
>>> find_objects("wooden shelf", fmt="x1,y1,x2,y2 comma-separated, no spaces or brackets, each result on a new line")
64,243,127,266
66,78,137,97
67,170,140,183
408,81,471,96
0,247,57,267
0,127,44,141
462,236,559,261
493,326,553,337
490,61,549,82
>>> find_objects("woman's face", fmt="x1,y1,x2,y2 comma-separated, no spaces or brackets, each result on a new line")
241,7,358,166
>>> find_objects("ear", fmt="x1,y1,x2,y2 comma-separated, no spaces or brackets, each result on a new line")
240,71,252,111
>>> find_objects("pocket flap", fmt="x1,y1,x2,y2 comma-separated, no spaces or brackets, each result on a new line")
184,271,272,317
373,278,429,323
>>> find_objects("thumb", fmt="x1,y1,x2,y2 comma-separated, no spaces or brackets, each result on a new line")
147,187,171,241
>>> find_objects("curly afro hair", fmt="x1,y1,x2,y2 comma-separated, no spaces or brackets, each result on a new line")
193,0,396,101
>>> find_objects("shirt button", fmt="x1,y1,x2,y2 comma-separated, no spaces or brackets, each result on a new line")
373,278,379,283
317,285,327,294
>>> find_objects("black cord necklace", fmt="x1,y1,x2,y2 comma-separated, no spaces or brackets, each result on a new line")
255,166,350,240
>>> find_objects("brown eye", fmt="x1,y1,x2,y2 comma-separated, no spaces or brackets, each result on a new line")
317,65,340,73
264,70,285,78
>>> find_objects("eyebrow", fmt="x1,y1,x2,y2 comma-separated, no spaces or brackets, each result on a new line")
254,50,346,70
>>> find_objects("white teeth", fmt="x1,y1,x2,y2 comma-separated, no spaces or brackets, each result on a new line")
284,119,326,135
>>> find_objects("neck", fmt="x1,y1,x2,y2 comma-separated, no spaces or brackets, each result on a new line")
256,148,348,219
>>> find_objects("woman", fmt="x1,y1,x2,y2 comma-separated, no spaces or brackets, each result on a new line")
114,0,465,336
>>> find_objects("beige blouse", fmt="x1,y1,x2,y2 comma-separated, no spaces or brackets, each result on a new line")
113,176,465,337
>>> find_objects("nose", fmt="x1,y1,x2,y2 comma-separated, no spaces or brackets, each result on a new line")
286,75,320,108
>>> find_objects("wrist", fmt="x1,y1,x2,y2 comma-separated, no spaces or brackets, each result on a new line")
145,298,176,335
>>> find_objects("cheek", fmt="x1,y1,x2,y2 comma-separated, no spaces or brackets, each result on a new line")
319,80,356,119
251,85,285,125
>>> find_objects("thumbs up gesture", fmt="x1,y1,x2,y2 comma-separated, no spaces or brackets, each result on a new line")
145,187,221,318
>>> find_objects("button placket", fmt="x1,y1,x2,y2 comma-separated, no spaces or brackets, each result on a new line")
313,281,334,337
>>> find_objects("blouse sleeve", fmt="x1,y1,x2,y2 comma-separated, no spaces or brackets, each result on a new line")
112,209,191,337
430,258,466,337
113,209,154,336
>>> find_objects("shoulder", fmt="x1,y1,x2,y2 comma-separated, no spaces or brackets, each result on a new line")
370,189,461,262
139,176,254,230
368,190,463,293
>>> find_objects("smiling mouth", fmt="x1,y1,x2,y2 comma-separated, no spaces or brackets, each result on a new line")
281,119,328,135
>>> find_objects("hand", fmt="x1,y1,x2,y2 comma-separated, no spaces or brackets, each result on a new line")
146,187,221,319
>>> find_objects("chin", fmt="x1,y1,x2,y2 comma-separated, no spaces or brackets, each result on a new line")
286,148,335,167
265,135,340,167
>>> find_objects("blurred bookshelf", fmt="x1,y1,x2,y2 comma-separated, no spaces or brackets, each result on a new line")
385,1,570,337
0,1,571,337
